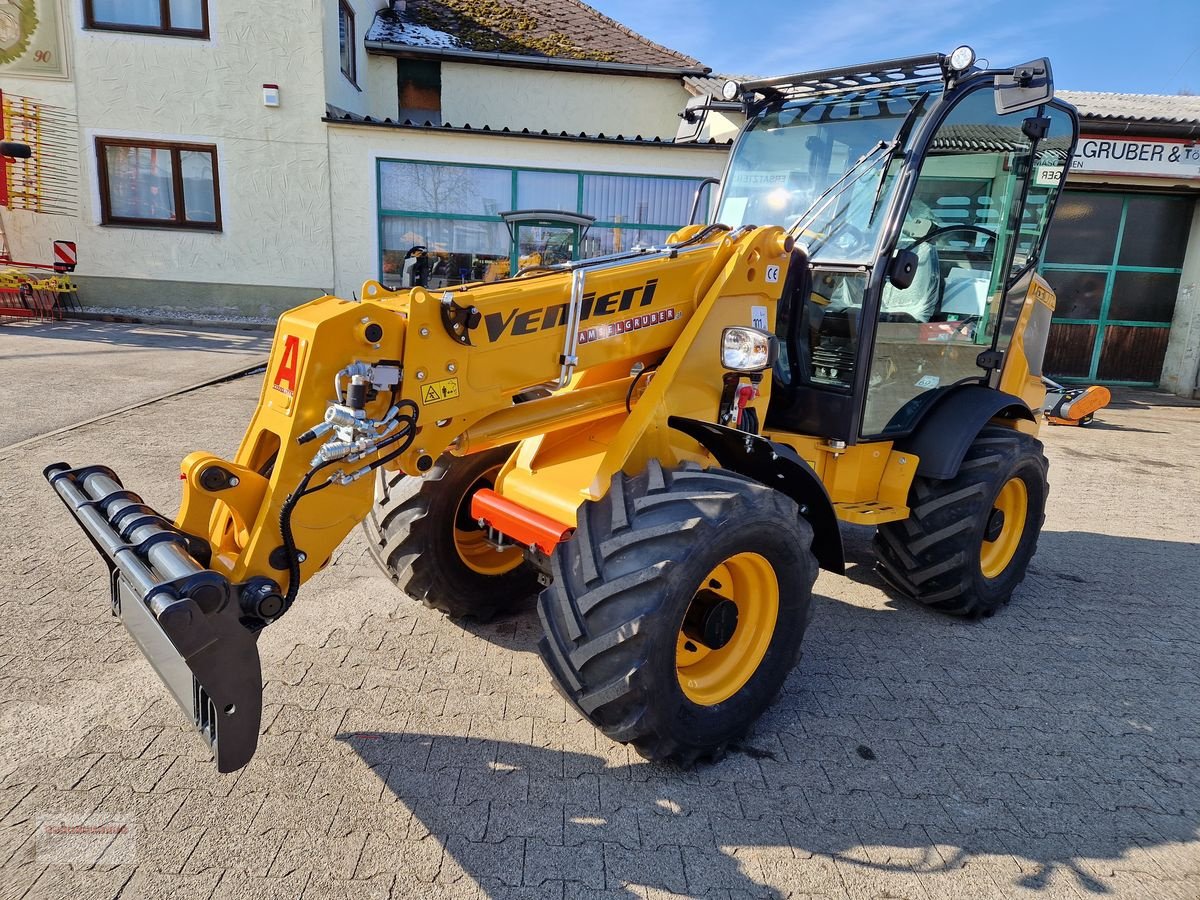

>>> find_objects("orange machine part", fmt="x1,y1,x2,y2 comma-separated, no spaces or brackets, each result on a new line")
470,488,574,556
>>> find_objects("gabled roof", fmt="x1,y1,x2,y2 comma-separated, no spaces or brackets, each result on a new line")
367,0,704,75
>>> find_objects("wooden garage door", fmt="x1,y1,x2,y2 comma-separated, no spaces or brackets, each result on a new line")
1040,192,1193,385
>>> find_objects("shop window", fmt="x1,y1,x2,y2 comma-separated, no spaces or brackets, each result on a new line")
1044,194,1123,266
582,174,696,227
380,216,507,287
377,159,703,287
1108,271,1182,322
582,225,676,257
1118,196,1193,268
380,161,510,217
398,61,441,124
517,171,577,211
85,0,208,37
339,1,356,84
1043,270,1107,320
97,138,220,230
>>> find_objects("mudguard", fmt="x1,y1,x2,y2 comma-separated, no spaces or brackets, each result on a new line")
894,384,1035,480
668,416,844,573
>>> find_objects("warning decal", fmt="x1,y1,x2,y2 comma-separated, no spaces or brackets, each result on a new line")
421,377,460,405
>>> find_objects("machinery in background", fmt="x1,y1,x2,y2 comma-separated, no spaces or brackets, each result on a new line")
1043,378,1112,426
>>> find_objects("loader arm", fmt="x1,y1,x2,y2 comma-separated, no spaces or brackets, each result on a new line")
44,223,795,770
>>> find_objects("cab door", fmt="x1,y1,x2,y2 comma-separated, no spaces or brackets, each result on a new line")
858,88,1075,437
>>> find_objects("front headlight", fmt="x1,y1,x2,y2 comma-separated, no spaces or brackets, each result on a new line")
720,327,778,373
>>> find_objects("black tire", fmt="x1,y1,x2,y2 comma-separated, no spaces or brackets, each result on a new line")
361,445,539,620
873,425,1048,618
537,460,818,764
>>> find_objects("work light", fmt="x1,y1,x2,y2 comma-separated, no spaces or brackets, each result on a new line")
720,327,778,372
948,45,976,72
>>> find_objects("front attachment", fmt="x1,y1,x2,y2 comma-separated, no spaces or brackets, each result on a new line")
44,463,270,772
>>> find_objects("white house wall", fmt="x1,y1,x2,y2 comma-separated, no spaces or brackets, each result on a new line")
326,123,729,297
438,62,692,140
325,0,386,118
0,0,340,314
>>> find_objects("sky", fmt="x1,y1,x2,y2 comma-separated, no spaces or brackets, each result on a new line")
588,0,1200,95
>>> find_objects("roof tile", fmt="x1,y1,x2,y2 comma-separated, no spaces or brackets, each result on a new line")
1059,91,1200,127
367,0,701,70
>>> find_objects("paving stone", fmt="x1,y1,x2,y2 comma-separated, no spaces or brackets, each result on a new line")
4,367,1200,898
524,836,604,889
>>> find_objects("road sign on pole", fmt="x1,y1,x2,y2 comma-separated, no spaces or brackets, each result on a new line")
52,240,76,272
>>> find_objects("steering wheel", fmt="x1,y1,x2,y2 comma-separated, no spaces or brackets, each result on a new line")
827,223,868,256
905,224,998,252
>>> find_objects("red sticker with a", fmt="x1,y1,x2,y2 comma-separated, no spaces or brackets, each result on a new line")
272,334,303,396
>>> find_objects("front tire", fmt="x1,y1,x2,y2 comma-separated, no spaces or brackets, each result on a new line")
538,461,818,764
873,425,1048,618
362,446,539,620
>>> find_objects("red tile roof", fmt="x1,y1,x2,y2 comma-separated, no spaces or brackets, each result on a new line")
367,0,703,72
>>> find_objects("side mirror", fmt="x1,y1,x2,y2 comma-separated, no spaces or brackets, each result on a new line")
887,248,919,289
688,178,720,225
994,57,1054,115
676,96,712,143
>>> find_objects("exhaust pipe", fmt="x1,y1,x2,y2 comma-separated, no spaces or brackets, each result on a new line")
44,463,268,772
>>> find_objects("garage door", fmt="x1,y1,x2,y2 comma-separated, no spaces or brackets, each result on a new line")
1041,191,1193,385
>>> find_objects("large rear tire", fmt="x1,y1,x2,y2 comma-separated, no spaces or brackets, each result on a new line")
873,425,1048,618
538,461,817,764
362,446,539,621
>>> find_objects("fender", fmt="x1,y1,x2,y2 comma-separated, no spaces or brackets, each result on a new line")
895,384,1035,481
668,416,844,574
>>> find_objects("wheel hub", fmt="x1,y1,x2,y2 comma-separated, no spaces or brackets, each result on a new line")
682,590,739,650
984,508,1005,542
676,552,779,706
979,477,1029,580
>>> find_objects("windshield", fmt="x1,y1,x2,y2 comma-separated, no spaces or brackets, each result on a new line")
716,83,938,263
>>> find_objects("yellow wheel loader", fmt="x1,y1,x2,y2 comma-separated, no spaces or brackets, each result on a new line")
46,48,1078,772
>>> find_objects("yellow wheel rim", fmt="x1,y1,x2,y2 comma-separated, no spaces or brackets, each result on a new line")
980,477,1028,579
453,466,524,577
676,552,779,706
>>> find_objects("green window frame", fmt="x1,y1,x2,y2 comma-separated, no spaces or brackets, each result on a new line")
375,158,704,283
1039,191,1191,386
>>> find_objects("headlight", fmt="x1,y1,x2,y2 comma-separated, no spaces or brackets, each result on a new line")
720,327,778,373
721,79,741,101
948,45,976,72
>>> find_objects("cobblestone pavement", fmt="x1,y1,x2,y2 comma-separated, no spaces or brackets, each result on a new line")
0,377,1197,899
0,321,269,448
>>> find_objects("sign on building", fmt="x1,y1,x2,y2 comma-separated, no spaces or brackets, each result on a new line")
1071,136,1200,180
0,0,68,80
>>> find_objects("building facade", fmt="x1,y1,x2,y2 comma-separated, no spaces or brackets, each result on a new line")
2,3,1197,397
0,0,728,316
1042,93,1200,396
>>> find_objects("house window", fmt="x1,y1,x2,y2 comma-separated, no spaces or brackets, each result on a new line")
398,61,441,124
97,138,221,230
84,0,209,37
377,160,702,287
339,1,356,84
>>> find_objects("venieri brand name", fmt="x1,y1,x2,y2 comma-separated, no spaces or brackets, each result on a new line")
485,279,659,343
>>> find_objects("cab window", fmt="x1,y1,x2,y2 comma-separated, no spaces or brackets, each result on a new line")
859,91,1069,436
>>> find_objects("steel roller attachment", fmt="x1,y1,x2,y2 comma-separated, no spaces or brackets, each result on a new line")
43,462,270,772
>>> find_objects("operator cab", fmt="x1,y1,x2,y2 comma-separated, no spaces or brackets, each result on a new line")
707,50,1077,443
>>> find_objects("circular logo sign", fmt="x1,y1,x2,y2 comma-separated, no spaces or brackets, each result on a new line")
0,0,38,66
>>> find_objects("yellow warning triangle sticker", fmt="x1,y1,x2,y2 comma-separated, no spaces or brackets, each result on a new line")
424,385,441,403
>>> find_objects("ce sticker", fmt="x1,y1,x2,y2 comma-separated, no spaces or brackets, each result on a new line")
765,265,781,283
